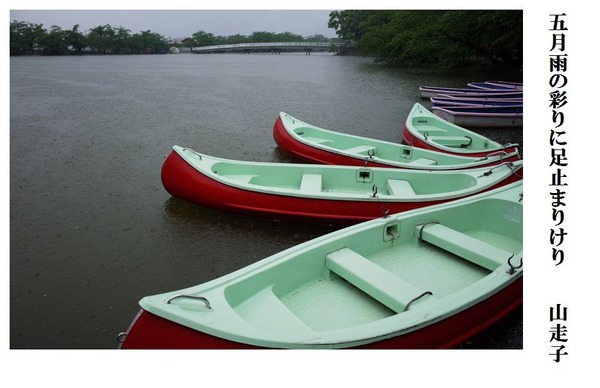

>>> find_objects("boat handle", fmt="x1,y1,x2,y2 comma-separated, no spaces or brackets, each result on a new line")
477,150,508,161
182,148,203,160
416,221,440,240
381,204,390,218
404,291,433,311
363,150,375,166
164,294,212,309
116,332,127,343
506,255,523,275
477,161,514,178
502,142,521,154
284,113,296,124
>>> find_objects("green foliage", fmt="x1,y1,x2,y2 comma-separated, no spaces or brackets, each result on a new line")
328,10,522,68
187,30,312,46
10,21,46,55
10,20,170,55
10,20,339,56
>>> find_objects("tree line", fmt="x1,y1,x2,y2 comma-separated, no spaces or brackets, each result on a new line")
9,20,336,56
11,10,523,69
328,10,523,69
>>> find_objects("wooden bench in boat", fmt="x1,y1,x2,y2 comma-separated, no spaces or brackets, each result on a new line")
326,247,434,313
386,179,416,196
415,223,512,271
427,136,472,147
300,174,322,192
345,145,376,155
407,157,437,166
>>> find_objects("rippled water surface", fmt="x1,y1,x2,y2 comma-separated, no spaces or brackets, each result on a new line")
10,53,522,348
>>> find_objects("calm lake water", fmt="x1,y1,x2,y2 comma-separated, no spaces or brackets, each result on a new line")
10,53,522,349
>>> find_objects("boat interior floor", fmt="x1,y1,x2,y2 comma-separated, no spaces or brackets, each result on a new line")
234,225,517,333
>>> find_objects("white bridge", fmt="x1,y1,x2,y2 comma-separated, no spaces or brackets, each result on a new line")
192,42,345,54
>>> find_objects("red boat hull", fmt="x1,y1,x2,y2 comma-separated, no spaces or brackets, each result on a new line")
119,277,522,349
161,150,523,223
401,124,521,158
273,116,520,168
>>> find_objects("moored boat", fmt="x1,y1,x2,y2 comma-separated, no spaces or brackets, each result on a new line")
118,181,524,349
431,95,523,107
483,81,523,89
432,105,523,128
273,112,521,170
402,103,520,157
420,86,523,99
161,145,523,223
466,81,523,90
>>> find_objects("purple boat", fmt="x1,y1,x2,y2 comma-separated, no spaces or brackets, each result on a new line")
420,86,523,99
466,81,523,90
431,95,523,107
432,105,523,128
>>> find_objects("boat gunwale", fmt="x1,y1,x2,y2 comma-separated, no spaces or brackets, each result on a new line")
403,103,521,157
122,275,523,349
172,145,523,203
140,243,523,349
278,112,521,170
137,182,524,348
431,105,524,118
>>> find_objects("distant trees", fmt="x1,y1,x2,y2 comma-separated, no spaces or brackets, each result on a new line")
10,21,172,55
328,10,523,68
188,30,332,46
10,21,46,55
10,20,339,56
11,11,522,67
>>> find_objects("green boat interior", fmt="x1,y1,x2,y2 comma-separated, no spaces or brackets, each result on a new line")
289,122,480,165
205,158,514,197
223,196,522,333
409,104,502,150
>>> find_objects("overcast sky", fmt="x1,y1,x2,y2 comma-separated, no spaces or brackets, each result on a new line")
9,9,338,39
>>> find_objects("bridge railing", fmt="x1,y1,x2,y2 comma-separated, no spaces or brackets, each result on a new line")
192,42,344,52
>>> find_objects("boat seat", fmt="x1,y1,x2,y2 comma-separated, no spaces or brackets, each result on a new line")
427,136,472,147
386,179,416,196
238,287,313,333
222,174,258,184
345,145,376,155
415,223,512,271
302,136,331,145
415,126,446,134
300,174,322,192
326,247,434,313
407,157,437,166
